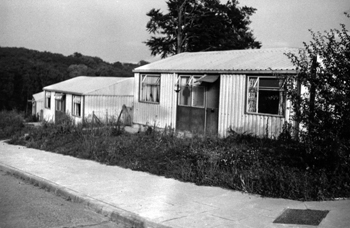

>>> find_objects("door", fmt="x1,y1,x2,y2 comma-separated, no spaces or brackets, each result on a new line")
176,75,220,134
205,78,220,134
54,93,66,124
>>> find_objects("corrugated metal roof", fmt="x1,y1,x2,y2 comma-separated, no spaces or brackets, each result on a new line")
134,48,301,74
43,76,133,95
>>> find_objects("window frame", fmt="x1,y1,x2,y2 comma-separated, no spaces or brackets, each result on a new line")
139,74,161,104
246,76,286,117
177,75,205,108
45,91,51,109
72,95,82,117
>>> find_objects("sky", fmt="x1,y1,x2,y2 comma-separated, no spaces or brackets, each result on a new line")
1,0,349,63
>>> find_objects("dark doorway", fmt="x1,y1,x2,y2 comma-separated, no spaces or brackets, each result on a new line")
176,75,220,134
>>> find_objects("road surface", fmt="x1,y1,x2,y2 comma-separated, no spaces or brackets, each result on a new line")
0,170,123,228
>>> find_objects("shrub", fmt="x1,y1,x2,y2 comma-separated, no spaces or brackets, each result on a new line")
285,14,350,172
0,110,25,139
25,113,39,122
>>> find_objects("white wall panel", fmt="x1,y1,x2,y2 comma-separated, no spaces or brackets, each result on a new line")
43,91,55,122
65,94,72,115
84,95,133,123
218,74,286,138
133,73,177,129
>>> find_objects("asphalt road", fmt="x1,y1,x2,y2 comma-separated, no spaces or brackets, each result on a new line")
0,170,122,228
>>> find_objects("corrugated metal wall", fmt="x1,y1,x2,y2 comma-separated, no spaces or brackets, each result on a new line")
65,94,73,115
84,95,133,123
43,91,55,122
218,74,286,138
133,73,177,129
132,73,290,137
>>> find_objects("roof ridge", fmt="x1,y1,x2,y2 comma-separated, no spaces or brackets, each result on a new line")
186,47,301,55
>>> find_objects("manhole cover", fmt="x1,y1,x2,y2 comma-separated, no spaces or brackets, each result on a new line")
273,209,329,226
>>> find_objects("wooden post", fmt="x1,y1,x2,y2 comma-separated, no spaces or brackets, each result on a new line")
177,0,187,54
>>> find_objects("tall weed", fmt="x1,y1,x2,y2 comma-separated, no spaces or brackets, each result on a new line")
7,122,350,201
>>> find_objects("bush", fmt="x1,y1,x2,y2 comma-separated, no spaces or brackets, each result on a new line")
0,110,25,139
286,14,350,173
25,113,39,122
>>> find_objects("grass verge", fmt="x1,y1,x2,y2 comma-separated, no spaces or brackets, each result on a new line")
3,111,350,201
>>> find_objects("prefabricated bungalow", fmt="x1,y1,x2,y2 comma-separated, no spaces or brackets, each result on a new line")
43,76,134,124
31,91,45,121
133,48,300,138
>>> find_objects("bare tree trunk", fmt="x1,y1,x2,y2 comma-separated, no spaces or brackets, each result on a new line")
177,0,187,54
309,56,317,134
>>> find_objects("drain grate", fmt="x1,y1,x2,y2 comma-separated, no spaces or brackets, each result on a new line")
273,209,329,226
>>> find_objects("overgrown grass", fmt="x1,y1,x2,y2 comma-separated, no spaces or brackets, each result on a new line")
3,111,350,201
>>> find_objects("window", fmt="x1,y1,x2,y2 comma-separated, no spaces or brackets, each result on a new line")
140,74,160,103
178,75,205,107
55,93,65,112
72,95,81,117
247,76,285,116
45,91,51,109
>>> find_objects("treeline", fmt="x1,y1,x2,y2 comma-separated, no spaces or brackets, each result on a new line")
0,47,147,112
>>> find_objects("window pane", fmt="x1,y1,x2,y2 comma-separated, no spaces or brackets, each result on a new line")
45,98,50,108
140,75,160,103
145,76,159,85
75,103,81,116
192,86,205,107
73,96,81,103
180,77,190,86
45,92,51,108
56,100,63,111
259,78,280,89
179,86,191,106
247,77,258,112
73,96,81,116
258,90,280,114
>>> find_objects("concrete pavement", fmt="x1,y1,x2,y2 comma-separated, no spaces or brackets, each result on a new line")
0,140,349,228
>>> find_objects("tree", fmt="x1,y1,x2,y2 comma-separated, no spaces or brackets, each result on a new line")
0,47,137,112
67,64,89,78
145,0,261,58
285,13,350,168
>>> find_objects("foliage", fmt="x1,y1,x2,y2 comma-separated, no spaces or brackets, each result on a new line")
145,0,261,58
8,121,350,201
285,13,350,170
0,47,144,112
0,110,25,139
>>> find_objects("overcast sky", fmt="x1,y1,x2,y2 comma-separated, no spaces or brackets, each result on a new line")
1,0,349,63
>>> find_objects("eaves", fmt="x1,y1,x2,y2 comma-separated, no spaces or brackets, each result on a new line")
133,69,298,74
